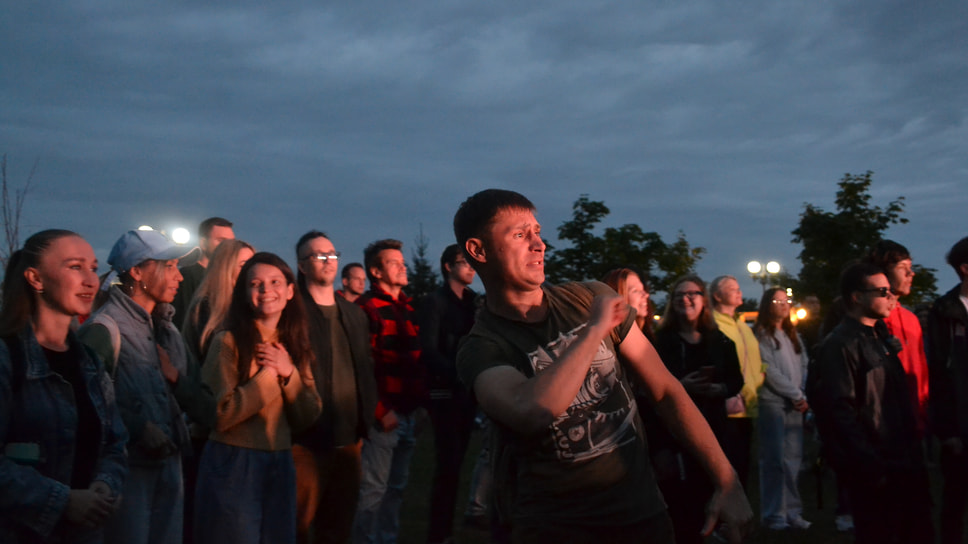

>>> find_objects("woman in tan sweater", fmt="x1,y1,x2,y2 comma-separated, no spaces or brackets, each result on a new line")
195,252,321,544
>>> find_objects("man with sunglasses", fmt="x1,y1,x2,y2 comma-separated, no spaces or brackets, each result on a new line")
809,262,933,544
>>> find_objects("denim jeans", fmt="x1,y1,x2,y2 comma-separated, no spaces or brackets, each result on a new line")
104,456,183,544
353,413,418,544
757,400,804,525
465,416,492,518
195,441,297,544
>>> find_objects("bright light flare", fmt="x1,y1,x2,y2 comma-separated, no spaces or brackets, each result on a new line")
766,261,781,274
172,228,190,245
747,261,762,274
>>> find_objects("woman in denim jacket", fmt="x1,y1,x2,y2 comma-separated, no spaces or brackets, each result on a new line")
78,230,192,544
0,229,128,543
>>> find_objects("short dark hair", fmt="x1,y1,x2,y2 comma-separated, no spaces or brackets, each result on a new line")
947,237,968,280
840,261,884,307
440,244,462,281
363,239,403,284
294,230,329,289
863,239,911,272
453,189,535,268
341,262,364,280
199,217,233,239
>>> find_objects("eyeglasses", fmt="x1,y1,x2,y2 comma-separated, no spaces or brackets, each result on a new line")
302,252,341,263
861,286,892,298
673,290,703,300
772,299,792,305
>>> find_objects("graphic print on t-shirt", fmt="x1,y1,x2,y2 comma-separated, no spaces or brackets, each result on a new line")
528,323,638,463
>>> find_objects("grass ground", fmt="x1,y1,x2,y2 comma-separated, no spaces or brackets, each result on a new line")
396,419,938,544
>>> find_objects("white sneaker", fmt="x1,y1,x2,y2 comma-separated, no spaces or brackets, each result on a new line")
788,517,812,530
835,514,854,532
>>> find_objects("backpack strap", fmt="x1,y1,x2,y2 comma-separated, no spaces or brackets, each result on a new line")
86,313,122,379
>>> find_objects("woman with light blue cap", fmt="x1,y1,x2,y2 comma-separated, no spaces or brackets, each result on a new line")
78,229,209,544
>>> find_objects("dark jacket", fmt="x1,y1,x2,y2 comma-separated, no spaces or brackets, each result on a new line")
651,327,744,452
417,285,477,399
927,285,968,441
296,293,378,450
809,317,921,482
1,326,128,542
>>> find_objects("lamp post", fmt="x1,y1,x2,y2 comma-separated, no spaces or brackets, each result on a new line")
747,260,781,292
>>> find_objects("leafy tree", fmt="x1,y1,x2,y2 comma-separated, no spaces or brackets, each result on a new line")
791,170,936,309
407,224,440,307
1,154,37,270
545,195,705,294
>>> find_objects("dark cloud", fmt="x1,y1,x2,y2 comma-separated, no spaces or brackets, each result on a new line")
2,1,966,296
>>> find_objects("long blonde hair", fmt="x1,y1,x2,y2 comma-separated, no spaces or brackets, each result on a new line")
183,239,254,359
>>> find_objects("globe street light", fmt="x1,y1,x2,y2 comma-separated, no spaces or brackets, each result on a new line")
747,260,781,292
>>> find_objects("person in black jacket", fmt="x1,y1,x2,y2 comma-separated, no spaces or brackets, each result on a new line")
419,244,478,544
809,262,932,544
651,275,744,544
928,236,968,544
293,231,378,544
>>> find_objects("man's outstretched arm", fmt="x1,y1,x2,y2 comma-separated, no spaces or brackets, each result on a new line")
619,326,753,542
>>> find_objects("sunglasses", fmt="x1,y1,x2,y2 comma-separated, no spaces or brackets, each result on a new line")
861,286,891,298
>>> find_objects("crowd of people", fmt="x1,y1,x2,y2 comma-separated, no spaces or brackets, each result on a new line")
1,190,967,544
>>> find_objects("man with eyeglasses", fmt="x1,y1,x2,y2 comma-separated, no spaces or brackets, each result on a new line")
293,231,378,544
809,262,933,544
353,239,426,544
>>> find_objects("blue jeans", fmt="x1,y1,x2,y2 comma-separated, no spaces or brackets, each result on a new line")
104,456,183,544
353,413,418,544
195,441,297,544
757,400,804,525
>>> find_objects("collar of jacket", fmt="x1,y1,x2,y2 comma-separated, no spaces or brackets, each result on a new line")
936,285,968,322
367,285,412,305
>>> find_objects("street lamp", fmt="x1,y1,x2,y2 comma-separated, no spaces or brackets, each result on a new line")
747,260,781,292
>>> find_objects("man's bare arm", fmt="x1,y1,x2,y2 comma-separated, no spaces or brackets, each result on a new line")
473,294,627,435
619,326,753,542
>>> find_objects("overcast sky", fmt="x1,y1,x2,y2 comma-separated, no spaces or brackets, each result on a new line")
3,1,966,300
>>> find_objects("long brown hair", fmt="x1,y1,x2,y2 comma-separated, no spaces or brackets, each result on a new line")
659,275,716,334
602,267,653,337
753,287,802,353
224,252,313,382
0,229,80,336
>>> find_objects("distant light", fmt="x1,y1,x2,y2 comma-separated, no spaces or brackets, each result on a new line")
786,288,794,297
747,261,762,274
171,228,190,245
796,308,807,320
137,225,154,231
766,261,781,274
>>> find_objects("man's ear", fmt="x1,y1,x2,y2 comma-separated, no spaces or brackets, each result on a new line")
960,263,968,281
465,238,486,265
369,265,384,282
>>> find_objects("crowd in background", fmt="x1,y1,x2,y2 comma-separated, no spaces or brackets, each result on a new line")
2,207,968,544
